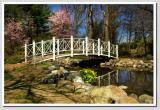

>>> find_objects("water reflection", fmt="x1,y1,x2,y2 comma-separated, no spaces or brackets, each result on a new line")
97,70,153,96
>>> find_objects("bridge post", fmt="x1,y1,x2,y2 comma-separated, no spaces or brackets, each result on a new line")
41,40,44,58
116,70,119,83
98,38,100,56
85,37,88,56
92,42,95,54
33,41,35,64
52,37,55,60
25,43,27,63
57,39,59,55
100,46,103,55
108,72,110,85
82,41,85,54
108,41,110,57
71,36,73,57
116,45,118,58
97,76,100,86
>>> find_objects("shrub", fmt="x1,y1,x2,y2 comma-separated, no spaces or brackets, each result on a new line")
80,69,97,84
146,54,153,60
5,54,23,64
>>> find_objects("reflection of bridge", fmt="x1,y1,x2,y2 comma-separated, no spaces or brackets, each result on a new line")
97,70,119,86
24,36,118,64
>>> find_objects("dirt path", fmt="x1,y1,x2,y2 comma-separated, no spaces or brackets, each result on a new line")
5,63,27,71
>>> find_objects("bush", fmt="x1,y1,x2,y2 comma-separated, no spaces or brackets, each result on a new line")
146,54,153,60
5,54,23,64
80,69,97,84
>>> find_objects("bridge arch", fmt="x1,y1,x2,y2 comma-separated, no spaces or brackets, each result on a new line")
24,36,118,64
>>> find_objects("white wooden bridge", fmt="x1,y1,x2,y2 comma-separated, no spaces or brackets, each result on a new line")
24,36,118,64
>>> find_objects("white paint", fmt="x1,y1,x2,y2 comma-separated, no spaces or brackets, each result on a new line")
25,43,27,62
108,41,110,57
41,40,44,58
116,45,118,58
52,37,55,60
57,39,59,55
85,37,88,56
33,41,35,64
71,35,73,57
98,38,100,56
92,42,95,54
82,40,85,54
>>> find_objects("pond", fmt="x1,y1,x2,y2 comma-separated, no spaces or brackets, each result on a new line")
68,58,153,96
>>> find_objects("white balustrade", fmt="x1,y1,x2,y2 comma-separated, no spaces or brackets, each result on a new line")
25,37,118,63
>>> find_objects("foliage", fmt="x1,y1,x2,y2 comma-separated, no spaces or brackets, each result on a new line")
5,18,28,45
48,7,74,38
5,71,14,80
5,54,24,64
80,69,97,84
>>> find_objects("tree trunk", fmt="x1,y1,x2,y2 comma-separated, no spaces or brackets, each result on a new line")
87,5,94,39
142,21,147,56
104,5,110,41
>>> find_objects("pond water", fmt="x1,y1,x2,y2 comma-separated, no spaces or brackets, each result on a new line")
68,58,153,96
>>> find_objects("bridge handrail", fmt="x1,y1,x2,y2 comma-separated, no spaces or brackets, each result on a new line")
24,36,118,63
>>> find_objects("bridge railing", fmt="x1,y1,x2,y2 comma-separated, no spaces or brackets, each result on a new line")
24,36,118,63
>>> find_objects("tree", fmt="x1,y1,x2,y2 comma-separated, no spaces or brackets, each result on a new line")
30,5,50,37
103,5,121,43
48,7,73,38
5,5,51,43
87,5,94,39
5,18,28,45
5,18,28,55
65,5,86,37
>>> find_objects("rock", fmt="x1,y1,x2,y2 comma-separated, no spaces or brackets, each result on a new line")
100,63,106,67
138,94,153,104
133,64,137,68
73,76,84,83
129,93,138,100
89,85,127,103
75,88,86,93
73,82,93,92
119,96,139,104
139,60,144,65
119,85,128,90
57,80,75,92
65,71,79,81
51,70,59,75
48,65,58,71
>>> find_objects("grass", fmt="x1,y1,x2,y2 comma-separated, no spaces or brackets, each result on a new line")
5,72,14,80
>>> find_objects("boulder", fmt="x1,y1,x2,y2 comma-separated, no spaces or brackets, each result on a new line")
65,71,79,81
119,96,139,104
89,85,128,103
51,70,59,75
73,82,93,93
48,65,58,71
100,63,106,67
129,93,138,100
119,85,128,90
138,94,153,104
57,80,75,93
73,76,84,83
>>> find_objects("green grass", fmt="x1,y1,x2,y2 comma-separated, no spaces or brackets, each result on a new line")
5,54,24,64
5,72,14,80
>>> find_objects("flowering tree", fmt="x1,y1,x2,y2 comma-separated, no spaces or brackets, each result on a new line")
48,7,74,38
5,18,28,46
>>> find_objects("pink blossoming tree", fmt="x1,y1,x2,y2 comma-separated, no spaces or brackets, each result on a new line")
48,7,74,38
5,18,28,46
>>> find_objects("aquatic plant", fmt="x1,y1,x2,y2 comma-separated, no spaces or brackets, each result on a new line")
80,69,97,84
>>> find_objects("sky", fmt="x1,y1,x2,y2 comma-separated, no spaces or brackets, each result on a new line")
48,4,87,37
47,4,131,42
48,4,60,12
